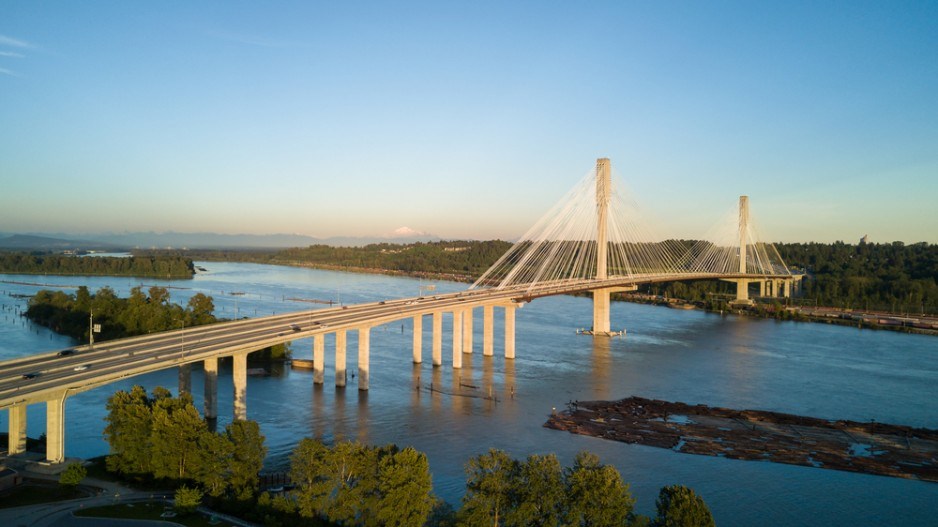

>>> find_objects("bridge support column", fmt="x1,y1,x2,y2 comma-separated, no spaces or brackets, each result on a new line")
783,279,791,298
233,352,247,421
592,288,611,335
504,305,516,360
483,305,494,356
412,315,423,364
335,330,347,387
759,281,766,297
46,393,66,464
463,308,473,354
178,363,192,396
452,311,463,369
358,327,370,391
432,312,442,367
8,405,27,455
204,357,218,419
313,334,325,384
731,196,754,306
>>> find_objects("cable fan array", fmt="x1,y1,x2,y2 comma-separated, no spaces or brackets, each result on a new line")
472,163,792,292
472,166,690,291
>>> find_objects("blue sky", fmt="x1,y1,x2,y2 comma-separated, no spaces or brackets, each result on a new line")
2,1,936,243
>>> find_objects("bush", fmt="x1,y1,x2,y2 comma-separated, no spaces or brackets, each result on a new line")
58,462,87,486
174,485,203,515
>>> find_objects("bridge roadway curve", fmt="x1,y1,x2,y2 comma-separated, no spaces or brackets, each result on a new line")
0,271,789,411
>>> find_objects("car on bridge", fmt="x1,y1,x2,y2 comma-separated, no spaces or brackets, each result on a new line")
57,349,75,356
21,372,40,380
290,324,301,332
73,364,91,372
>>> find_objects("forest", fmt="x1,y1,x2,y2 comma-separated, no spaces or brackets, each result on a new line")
102,387,713,527
647,241,937,314
0,252,194,278
25,285,217,342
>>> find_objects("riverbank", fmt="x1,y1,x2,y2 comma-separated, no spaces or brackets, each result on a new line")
545,396,938,483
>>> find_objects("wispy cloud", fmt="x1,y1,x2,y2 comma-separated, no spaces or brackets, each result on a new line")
0,67,19,77
0,34,32,48
0,51,24,58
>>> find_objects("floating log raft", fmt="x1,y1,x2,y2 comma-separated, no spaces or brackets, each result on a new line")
545,396,938,483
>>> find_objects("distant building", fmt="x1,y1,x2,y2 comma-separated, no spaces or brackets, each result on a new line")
860,235,869,244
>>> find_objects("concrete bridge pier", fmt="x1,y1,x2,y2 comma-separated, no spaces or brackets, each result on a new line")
452,311,463,368
313,334,325,385
204,357,218,419
8,405,26,455
783,279,792,298
46,392,66,463
178,363,192,396
432,312,443,367
233,352,247,420
358,326,370,391
463,308,474,354
504,304,516,359
412,315,423,364
483,305,494,356
335,330,347,387
592,288,611,335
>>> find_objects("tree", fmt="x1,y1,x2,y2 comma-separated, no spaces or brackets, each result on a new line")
174,485,203,515
563,451,635,527
652,485,715,527
506,454,565,527
377,446,435,527
459,449,517,527
104,385,154,476
193,429,234,498
149,393,208,480
290,437,333,519
226,419,267,500
59,462,87,486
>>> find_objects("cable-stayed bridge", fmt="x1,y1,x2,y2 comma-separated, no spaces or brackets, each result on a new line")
1,158,800,467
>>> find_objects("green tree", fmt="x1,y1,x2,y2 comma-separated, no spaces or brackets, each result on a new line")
563,451,635,527
290,437,333,519
174,485,203,515
104,385,153,476
193,430,234,498
652,485,715,527
149,393,207,480
377,446,435,527
58,462,87,486
459,449,517,527
226,419,267,500
506,454,565,527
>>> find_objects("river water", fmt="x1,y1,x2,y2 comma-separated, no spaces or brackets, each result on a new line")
1,262,936,526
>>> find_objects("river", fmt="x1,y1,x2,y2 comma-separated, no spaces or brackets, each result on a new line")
1,261,936,526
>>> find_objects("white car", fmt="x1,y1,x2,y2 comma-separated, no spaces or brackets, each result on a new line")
74,364,90,372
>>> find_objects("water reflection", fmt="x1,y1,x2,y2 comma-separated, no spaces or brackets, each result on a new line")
590,337,612,398
356,390,370,444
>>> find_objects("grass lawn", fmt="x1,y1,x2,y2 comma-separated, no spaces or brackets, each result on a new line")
75,501,237,526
